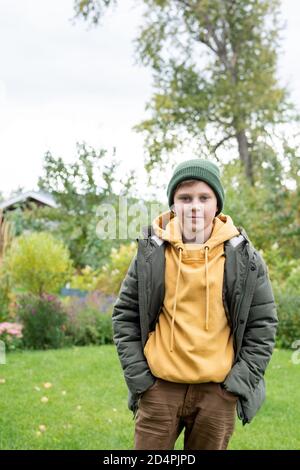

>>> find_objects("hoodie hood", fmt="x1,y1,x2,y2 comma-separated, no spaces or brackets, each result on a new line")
152,210,240,351
152,209,238,249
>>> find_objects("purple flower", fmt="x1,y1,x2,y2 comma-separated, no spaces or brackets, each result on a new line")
46,295,56,302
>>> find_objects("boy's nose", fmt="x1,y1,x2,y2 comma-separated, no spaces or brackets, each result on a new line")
191,201,204,213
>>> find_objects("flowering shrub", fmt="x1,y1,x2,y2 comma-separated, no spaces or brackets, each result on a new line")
16,293,67,350
0,321,23,351
64,291,116,345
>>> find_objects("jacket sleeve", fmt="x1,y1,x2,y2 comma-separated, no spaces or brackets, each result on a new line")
112,253,155,399
224,251,278,400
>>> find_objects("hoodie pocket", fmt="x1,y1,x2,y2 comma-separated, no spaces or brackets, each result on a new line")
143,331,154,355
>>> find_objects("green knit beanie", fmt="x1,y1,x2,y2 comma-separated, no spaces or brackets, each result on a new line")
167,159,225,215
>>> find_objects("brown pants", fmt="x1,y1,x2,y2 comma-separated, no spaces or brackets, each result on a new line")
134,378,238,450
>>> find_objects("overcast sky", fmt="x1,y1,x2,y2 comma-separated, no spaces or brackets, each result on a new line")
0,0,300,200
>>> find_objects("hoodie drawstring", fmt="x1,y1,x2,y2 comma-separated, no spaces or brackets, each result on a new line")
170,245,210,352
204,246,210,331
170,246,183,352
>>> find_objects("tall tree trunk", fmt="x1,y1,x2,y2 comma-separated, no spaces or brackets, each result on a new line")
236,129,254,185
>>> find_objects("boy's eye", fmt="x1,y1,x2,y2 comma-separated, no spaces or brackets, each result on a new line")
178,196,209,202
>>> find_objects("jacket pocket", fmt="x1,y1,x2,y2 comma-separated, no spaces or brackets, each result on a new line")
237,377,266,424
140,378,158,398
218,383,239,401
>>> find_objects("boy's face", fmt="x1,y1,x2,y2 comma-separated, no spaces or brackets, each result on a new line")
173,180,218,243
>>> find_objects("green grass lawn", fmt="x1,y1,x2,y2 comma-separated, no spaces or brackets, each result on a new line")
0,346,299,450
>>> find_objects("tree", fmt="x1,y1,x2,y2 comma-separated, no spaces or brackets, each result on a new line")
38,142,118,212
36,142,135,268
74,0,297,186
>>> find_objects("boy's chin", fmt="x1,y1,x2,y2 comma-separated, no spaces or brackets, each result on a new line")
182,229,205,244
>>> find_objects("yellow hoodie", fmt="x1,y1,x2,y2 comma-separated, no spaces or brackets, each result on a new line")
143,210,240,383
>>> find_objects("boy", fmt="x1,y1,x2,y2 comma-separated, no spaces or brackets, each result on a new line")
112,159,278,450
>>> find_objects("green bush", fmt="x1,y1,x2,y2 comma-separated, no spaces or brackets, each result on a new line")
261,245,298,288
257,245,300,349
65,308,113,346
4,232,73,295
274,288,300,349
16,293,68,350
97,312,113,344
267,257,300,349
64,291,114,346
284,265,300,292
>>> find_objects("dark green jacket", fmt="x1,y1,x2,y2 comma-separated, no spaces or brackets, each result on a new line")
112,226,278,425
